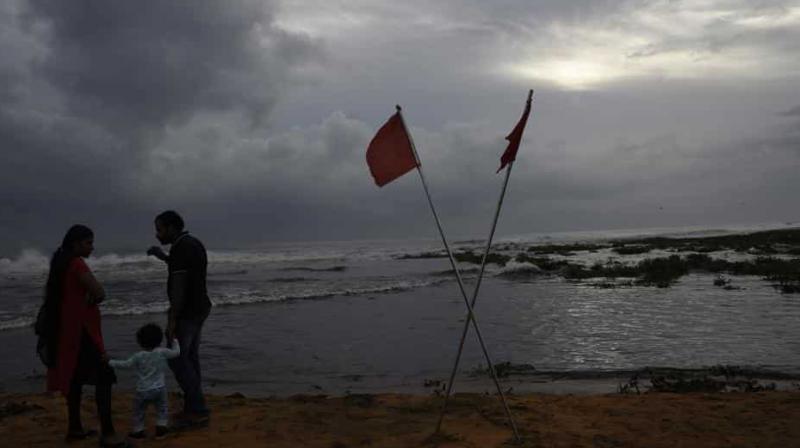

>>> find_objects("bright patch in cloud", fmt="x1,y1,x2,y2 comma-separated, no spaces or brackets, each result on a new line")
509,1,800,90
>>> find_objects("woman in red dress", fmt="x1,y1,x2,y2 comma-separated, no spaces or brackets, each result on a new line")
42,225,127,446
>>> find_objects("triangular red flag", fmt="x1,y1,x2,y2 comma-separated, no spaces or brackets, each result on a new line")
498,90,533,173
366,110,419,187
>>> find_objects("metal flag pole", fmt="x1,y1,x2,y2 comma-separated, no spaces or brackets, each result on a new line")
394,105,521,442
436,89,533,439
436,160,514,433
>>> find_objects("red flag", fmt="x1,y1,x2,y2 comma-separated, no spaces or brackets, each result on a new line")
366,110,419,187
498,90,533,173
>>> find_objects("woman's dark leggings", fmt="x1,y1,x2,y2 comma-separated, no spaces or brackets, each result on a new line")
67,377,115,435
66,331,117,436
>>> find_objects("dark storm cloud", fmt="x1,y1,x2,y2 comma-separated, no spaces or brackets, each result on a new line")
1,0,799,257
0,0,321,254
781,105,800,117
26,0,318,134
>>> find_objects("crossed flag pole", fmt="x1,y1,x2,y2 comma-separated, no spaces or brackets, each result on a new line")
366,90,534,443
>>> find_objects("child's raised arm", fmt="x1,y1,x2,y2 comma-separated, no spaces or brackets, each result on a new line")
161,341,181,360
109,353,138,369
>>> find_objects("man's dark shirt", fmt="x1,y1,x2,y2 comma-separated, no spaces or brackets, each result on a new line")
168,232,211,319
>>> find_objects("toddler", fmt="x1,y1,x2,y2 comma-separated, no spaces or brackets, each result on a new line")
110,323,180,439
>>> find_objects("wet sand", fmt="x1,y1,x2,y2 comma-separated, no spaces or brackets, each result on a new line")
3,390,800,447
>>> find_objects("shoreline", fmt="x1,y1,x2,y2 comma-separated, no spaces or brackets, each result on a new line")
7,375,797,408
3,390,800,447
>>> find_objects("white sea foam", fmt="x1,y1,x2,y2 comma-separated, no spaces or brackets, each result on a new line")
0,277,450,331
0,249,49,276
0,247,365,278
0,316,35,331
497,261,544,274
213,278,450,307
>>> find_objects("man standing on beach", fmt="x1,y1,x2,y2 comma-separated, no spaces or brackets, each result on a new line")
147,210,211,428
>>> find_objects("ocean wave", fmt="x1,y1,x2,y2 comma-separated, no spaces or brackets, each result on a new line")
0,250,163,277
270,277,318,283
428,267,481,276
0,247,354,277
279,266,347,272
214,278,450,307
0,302,173,331
0,249,49,276
0,316,35,331
495,261,545,279
0,278,450,331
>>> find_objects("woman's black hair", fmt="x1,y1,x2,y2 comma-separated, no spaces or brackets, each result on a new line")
136,323,163,350
37,225,94,366
45,225,94,306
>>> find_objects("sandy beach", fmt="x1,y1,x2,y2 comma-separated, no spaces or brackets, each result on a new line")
3,390,800,447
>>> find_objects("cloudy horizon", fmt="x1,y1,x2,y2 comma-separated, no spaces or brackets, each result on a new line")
1,0,799,256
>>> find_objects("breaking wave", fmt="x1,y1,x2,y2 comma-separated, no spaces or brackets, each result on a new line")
0,277,449,331
0,249,49,276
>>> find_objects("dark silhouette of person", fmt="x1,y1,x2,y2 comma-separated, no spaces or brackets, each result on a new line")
42,225,127,446
147,211,212,428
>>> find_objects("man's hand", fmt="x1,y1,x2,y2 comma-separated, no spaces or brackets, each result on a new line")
100,352,110,364
165,319,176,342
147,246,167,260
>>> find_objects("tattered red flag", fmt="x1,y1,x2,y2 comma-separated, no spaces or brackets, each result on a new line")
498,90,533,173
366,110,419,187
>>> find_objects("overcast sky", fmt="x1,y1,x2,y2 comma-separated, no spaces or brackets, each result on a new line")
1,0,799,254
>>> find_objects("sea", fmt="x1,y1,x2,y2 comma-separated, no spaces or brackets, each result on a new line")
2,222,800,396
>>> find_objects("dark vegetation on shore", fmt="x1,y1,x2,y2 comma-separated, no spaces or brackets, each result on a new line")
610,228,800,255
460,361,792,396
464,361,793,395
617,365,783,394
401,228,800,292
558,254,800,289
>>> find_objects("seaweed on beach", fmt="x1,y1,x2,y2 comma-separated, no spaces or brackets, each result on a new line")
423,378,447,396
559,260,639,280
468,362,536,379
517,228,800,260
649,374,728,393
610,228,800,254
617,373,641,394
396,251,447,260
612,245,653,255
618,366,780,394
527,243,607,255
403,228,800,292
535,251,800,291
775,283,800,293
635,255,689,287
712,275,743,290
453,250,511,267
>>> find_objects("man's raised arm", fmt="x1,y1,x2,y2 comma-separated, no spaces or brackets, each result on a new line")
147,246,168,262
